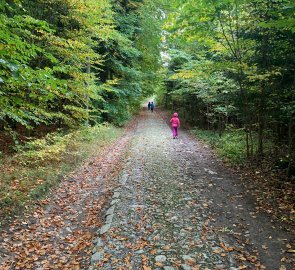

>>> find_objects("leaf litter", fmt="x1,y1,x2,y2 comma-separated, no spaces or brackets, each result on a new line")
1,109,295,270
90,109,295,270
0,120,136,269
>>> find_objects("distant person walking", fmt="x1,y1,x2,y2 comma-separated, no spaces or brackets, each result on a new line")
150,102,154,112
170,112,180,139
147,101,151,110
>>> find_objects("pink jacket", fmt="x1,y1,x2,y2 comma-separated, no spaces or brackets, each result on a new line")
170,113,180,127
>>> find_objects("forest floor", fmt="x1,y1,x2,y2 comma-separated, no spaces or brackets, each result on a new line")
0,108,294,270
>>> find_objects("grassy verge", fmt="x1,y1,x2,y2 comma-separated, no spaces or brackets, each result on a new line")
191,128,248,164
0,124,122,225
191,128,276,165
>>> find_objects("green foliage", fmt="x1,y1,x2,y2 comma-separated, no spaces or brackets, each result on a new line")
0,124,122,220
0,0,163,132
192,128,248,164
161,0,295,170
94,0,163,124
0,6,102,128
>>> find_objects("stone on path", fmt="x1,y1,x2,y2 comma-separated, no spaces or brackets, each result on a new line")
155,255,167,262
181,264,191,270
106,206,115,216
100,223,111,235
91,251,104,263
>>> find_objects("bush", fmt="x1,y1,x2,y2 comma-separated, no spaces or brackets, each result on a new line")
0,124,122,223
191,128,248,164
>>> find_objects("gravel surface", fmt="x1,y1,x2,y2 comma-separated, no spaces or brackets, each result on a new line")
90,109,294,270
1,108,293,270
0,124,134,270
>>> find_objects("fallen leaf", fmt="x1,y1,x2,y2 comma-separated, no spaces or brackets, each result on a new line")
163,245,170,250
286,243,292,249
187,258,196,266
239,266,247,269
142,266,151,270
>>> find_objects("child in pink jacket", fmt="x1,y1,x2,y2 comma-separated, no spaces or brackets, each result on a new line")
170,112,180,139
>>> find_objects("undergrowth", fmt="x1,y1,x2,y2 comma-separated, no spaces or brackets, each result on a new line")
0,124,122,225
191,128,249,164
191,127,275,165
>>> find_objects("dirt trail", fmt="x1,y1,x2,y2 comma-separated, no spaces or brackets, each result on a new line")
1,109,294,270
90,109,294,270
0,121,136,269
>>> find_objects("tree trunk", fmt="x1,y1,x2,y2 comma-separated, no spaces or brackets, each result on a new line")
0,120,4,131
85,59,90,127
257,111,264,157
249,125,254,157
287,118,293,177
246,127,250,158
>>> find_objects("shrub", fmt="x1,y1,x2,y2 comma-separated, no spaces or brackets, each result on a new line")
0,124,122,223
191,128,248,164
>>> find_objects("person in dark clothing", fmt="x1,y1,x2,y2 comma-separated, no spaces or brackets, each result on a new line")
150,102,154,112
148,101,151,110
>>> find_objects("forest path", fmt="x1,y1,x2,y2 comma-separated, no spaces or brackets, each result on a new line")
0,108,294,270
90,108,294,270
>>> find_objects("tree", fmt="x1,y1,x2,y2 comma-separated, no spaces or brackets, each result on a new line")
161,0,295,173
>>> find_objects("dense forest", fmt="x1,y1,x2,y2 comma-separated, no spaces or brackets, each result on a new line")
0,0,162,132
0,0,295,218
160,0,295,176
0,1,294,268
0,0,164,219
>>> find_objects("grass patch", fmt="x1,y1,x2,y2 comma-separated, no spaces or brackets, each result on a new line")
191,128,248,164
0,124,122,225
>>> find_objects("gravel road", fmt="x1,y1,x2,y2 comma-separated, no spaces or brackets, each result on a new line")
90,109,295,270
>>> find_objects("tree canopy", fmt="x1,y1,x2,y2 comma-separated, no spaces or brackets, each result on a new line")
0,0,163,130
160,0,295,175
1,0,295,174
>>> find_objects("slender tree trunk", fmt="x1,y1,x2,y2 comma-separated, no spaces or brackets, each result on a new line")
287,89,295,177
85,60,90,127
218,115,224,137
0,120,4,131
287,118,293,177
249,125,254,157
256,0,272,158
257,109,264,156
207,104,209,130
246,126,250,158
